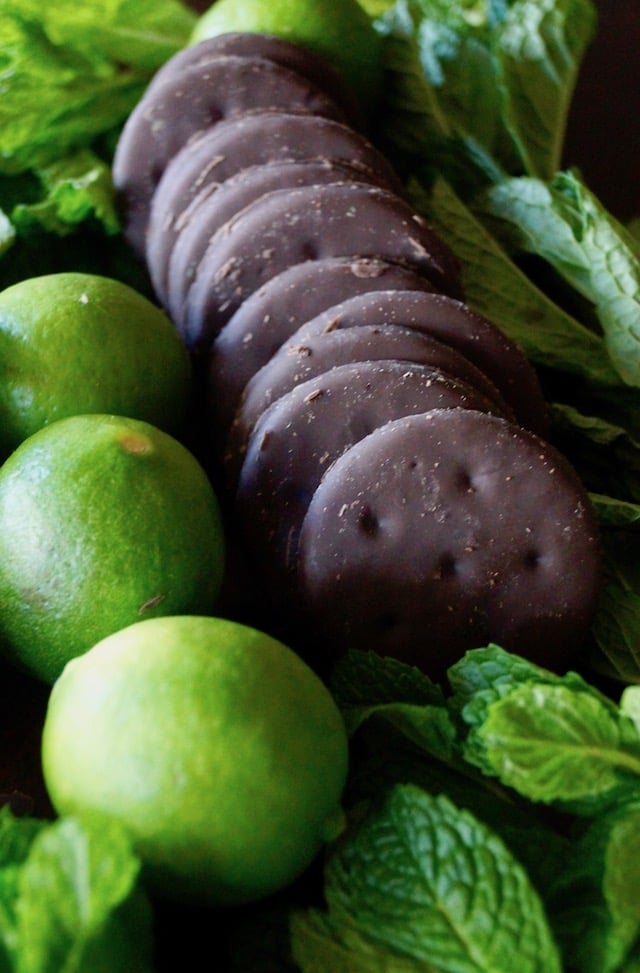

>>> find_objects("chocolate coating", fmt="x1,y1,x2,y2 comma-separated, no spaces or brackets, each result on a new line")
227,321,513,463
146,32,364,129
234,362,502,591
208,257,438,433
298,408,601,677
145,110,402,300
113,55,346,255
164,160,383,325
287,289,549,436
184,182,463,351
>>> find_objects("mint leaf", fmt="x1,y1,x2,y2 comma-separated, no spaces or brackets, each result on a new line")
484,171,640,386
497,0,596,178
331,650,445,710
7,0,196,70
321,785,561,973
3,814,154,973
10,150,119,237
376,0,595,184
467,682,640,811
0,1,194,175
590,585,640,686
547,802,640,973
330,651,455,757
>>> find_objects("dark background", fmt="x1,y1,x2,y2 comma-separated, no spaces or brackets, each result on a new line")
564,0,639,222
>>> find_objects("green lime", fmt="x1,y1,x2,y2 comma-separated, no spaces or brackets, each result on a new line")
0,414,225,683
0,272,191,460
41,614,349,906
191,0,383,116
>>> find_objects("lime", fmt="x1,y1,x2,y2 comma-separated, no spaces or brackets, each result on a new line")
191,0,383,116
0,272,191,460
41,615,349,906
0,414,225,683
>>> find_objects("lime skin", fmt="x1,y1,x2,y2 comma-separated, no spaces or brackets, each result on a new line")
41,615,349,907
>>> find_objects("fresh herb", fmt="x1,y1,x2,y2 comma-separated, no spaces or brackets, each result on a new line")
280,646,640,973
0,807,154,972
0,0,195,285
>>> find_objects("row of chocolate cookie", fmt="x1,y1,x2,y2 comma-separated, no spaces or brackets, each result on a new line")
113,33,601,678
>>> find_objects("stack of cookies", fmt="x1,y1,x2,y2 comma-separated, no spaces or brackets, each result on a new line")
113,32,601,678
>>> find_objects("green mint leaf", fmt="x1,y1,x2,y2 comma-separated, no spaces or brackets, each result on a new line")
376,0,595,184
331,650,445,710
484,171,640,386
10,813,153,973
551,403,640,504
7,0,196,70
448,644,611,716
590,585,640,686
547,802,640,973
0,1,194,175
330,651,454,755
10,150,119,237
412,175,621,387
323,785,561,973
496,0,596,178
469,682,640,811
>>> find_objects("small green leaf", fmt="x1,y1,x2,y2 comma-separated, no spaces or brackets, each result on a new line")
324,785,561,973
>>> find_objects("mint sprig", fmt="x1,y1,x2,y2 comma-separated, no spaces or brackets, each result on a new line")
293,785,562,973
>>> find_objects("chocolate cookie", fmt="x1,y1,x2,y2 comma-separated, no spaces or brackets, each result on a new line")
184,182,463,351
112,56,346,255
145,32,364,129
163,159,383,326
287,289,549,436
297,408,601,677
233,361,503,590
145,110,402,300
208,257,438,432
226,321,513,463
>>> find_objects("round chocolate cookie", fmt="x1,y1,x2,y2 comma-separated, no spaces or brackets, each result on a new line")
233,361,503,591
208,257,438,433
226,321,513,462
287,289,549,436
164,159,382,325
145,110,402,299
297,408,602,678
184,182,463,351
145,32,364,129
112,55,346,255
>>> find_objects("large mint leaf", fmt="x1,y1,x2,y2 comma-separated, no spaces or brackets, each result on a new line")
468,682,640,810
323,785,561,973
497,0,596,178
0,1,194,175
484,171,640,386
5,0,195,69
